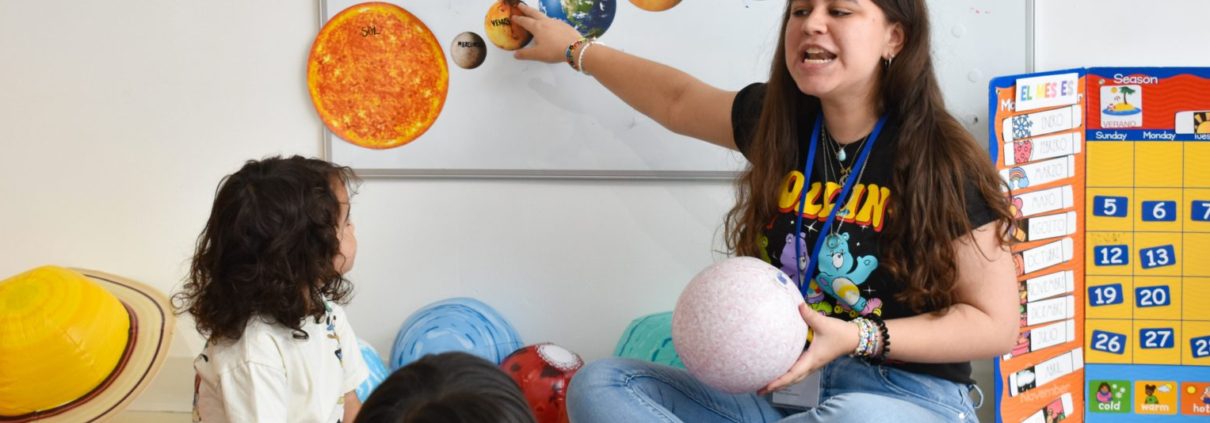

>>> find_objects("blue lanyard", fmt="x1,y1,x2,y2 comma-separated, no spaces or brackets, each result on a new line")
792,113,887,298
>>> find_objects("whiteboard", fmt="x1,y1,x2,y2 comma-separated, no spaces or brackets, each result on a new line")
319,0,1031,179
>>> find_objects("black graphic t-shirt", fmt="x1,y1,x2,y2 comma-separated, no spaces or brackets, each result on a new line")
731,83,996,385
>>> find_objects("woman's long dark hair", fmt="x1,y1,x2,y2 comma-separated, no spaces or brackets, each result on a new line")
174,155,359,341
724,0,1013,313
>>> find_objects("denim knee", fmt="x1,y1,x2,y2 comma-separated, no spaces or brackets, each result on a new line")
569,358,635,401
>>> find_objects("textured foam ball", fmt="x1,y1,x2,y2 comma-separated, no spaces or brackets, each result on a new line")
354,339,390,402
672,257,807,394
613,311,684,368
390,297,523,370
500,343,583,423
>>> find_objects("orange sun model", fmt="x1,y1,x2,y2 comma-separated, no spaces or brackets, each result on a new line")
308,2,448,149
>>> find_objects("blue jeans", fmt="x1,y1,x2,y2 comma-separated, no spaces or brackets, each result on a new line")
567,356,979,423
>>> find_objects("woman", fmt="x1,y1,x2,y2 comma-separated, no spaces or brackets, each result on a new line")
512,1,1018,421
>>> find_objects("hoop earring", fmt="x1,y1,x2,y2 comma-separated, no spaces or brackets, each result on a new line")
883,55,894,68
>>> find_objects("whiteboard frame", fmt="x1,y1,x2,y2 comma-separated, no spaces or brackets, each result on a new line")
315,0,1035,181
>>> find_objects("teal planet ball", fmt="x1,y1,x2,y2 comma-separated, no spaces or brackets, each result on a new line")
613,311,684,368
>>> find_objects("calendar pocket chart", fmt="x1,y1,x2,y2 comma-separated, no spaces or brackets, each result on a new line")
991,68,1210,423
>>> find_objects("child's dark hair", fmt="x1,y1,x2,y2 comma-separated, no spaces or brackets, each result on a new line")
356,352,537,423
174,155,360,342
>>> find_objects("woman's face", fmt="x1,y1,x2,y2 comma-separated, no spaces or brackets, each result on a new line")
783,0,902,103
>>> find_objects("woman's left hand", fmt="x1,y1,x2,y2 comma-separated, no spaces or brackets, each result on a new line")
757,303,860,395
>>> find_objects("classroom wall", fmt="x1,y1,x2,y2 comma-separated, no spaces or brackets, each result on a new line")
2,0,1205,415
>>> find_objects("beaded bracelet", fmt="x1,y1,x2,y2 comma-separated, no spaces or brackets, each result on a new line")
565,37,589,72
577,39,599,75
865,314,891,363
852,317,877,358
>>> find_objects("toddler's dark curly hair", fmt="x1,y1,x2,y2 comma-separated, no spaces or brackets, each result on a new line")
174,155,359,341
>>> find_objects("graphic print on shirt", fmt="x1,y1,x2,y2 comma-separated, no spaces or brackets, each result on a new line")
779,231,832,313
324,302,344,365
324,302,349,411
815,232,881,316
766,176,891,318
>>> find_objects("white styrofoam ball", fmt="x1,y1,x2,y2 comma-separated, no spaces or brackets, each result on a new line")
672,257,808,394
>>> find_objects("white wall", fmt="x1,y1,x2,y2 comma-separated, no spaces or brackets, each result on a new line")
0,0,323,411
3,0,1206,415
1035,0,1210,70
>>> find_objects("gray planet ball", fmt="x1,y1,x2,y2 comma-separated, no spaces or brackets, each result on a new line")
451,32,487,69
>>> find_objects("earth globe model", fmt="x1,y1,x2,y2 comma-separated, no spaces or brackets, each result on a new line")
539,0,616,38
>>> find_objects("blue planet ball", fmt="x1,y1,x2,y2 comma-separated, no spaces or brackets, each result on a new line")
390,297,523,370
355,339,390,402
538,0,616,38
613,311,684,368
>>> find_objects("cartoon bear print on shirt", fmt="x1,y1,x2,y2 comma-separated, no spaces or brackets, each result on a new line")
815,233,882,316
779,232,832,313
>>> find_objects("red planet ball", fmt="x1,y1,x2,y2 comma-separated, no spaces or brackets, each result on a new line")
500,343,584,423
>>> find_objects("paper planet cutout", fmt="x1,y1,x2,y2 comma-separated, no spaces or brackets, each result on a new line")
308,2,448,149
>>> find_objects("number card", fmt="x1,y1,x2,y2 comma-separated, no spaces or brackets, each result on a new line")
1092,330,1128,355
1135,285,1172,308
1138,245,1176,270
1191,335,1210,359
1093,195,1129,218
1088,283,1125,307
1193,200,1210,222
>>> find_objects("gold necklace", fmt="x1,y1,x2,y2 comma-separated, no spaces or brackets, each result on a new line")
823,126,870,182
822,126,875,233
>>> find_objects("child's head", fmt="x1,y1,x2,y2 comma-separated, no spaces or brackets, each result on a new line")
1098,382,1110,393
174,155,360,342
356,351,537,423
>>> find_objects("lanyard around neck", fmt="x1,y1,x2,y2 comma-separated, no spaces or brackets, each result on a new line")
792,113,887,298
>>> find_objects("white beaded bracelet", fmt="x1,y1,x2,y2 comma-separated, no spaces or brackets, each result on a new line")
577,39,602,75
